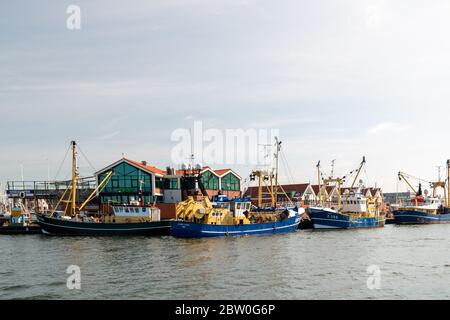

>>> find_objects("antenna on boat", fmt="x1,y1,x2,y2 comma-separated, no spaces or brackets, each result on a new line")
447,160,450,207
437,166,443,182
274,137,282,208
70,141,78,217
330,159,336,178
317,161,323,206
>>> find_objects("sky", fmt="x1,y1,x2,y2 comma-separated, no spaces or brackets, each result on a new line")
1,0,450,193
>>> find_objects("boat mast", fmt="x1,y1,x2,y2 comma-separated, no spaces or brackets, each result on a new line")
323,161,343,210
447,160,450,207
350,156,366,189
317,161,322,206
274,137,281,208
70,141,78,217
258,172,263,208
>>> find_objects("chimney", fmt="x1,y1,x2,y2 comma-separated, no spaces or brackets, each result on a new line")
141,161,147,166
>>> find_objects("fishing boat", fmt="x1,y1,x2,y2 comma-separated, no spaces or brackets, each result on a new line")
307,157,385,229
37,141,171,236
393,162,450,224
0,205,42,235
171,138,302,238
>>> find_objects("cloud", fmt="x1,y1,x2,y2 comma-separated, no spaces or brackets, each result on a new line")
96,131,121,141
368,122,413,135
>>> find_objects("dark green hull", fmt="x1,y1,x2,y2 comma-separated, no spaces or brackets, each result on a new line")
37,214,171,236
0,224,42,235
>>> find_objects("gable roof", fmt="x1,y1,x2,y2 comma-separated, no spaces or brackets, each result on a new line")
125,158,166,175
244,183,313,198
96,158,165,177
326,186,335,194
173,167,242,180
311,184,329,196
213,169,242,180
281,184,313,195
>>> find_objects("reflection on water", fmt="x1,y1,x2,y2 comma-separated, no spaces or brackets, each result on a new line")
1,225,450,300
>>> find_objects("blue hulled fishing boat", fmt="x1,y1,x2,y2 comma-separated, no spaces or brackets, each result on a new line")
171,138,302,238
307,157,385,230
393,164,450,225
393,208,450,224
171,195,301,238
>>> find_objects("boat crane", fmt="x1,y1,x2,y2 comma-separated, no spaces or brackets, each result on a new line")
318,157,366,210
393,161,450,224
398,171,447,205
349,157,366,189
249,137,294,209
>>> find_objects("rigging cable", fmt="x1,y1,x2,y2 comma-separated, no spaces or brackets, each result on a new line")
54,143,71,180
77,144,97,174
280,149,295,185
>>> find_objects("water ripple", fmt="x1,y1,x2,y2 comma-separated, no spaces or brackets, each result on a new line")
1,225,450,299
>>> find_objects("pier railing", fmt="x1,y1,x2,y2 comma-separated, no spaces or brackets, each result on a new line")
6,177,97,198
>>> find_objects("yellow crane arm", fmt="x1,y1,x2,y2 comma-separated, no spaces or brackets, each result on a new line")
79,171,113,211
398,172,417,194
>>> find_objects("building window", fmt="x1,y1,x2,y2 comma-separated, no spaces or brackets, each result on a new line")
98,162,154,205
201,171,219,190
164,178,179,190
155,178,164,189
221,173,240,191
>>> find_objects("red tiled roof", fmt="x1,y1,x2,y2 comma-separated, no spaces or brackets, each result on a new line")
280,184,311,194
245,183,311,198
362,187,382,195
214,169,232,176
340,187,357,194
124,158,166,175
310,185,324,195
173,167,241,179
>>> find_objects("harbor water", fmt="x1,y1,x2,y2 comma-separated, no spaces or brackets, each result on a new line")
1,224,450,300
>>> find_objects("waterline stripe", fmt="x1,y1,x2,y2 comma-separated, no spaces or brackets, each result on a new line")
196,222,300,234
395,215,444,220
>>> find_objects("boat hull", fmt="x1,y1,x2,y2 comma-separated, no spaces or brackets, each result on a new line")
36,215,171,236
0,224,42,235
307,208,385,229
393,209,450,225
170,215,301,238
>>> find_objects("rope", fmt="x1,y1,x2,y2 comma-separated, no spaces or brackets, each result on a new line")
77,145,97,173
54,143,71,180
280,149,295,184
50,186,70,217
280,154,293,185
